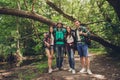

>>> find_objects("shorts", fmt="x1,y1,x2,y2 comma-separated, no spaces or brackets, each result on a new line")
45,45,54,50
77,43,88,57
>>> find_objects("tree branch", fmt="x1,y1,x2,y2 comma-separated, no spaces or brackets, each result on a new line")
23,0,28,10
46,0,107,25
31,0,36,12
46,0,76,22
86,20,105,25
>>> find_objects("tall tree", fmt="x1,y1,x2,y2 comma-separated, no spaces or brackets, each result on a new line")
107,0,120,20
16,0,23,60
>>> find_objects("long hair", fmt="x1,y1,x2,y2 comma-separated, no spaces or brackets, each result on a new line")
49,26,54,38
66,26,72,38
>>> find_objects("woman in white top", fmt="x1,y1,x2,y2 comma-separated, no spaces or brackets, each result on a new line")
65,26,76,74
43,26,54,73
49,26,54,58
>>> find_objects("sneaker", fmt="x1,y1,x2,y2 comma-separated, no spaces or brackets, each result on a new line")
68,68,72,72
72,69,76,74
54,67,63,71
79,68,86,73
54,68,58,70
87,69,92,75
48,69,53,73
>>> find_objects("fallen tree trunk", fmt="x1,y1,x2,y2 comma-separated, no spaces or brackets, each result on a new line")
0,7,56,26
90,34,120,50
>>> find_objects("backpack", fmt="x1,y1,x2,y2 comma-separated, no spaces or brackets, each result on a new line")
70,30,77,50
82,27,91,46
54,28,66,43
84,36,91,46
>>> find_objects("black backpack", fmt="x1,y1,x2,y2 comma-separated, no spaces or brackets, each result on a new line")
84,36,91,46
71,30,77,50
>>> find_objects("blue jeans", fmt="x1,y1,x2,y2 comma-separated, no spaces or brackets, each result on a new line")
55,44,64,69
66,46,75,69
77,43,88,57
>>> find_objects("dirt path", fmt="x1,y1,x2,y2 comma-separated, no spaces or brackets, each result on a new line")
0,53,120,80
34,53,120,80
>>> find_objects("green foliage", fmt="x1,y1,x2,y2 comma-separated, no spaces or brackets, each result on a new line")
36,58,56,73
89,48,106,55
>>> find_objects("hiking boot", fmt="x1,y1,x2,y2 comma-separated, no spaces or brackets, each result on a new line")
87,69,92,75
48,69,53,73
72,69,76,74
68,68,72,72
79,68,86,73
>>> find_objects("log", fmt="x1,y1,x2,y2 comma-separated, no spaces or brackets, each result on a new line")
0,7,56,26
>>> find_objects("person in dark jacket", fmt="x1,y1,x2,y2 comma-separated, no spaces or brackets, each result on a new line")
65,26,76,74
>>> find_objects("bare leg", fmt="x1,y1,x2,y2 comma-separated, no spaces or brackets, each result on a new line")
80,57,85,68
85,57,92,74
80,57,86,73
50,49,54,58
45,49,52,70
85,57,90,69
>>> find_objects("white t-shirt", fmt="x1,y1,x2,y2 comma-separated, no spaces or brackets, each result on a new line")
50,34,54,45
76,29,81,41
66,35,74,43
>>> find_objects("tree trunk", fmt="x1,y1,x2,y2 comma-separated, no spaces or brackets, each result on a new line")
107,0,120,21
0,7,56,26
90,34,120,50
16,0,23,61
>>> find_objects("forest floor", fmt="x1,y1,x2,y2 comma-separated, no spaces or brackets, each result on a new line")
0,51,120,80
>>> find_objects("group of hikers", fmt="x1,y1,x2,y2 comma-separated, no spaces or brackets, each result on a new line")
43,20,92,75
